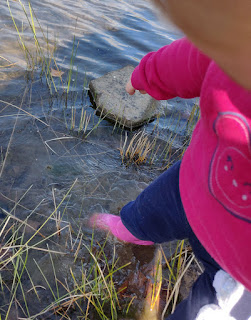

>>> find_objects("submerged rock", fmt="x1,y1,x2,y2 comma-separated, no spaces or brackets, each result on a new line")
89,66,161,130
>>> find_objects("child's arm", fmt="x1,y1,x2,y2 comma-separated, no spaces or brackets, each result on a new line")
130,37,211,100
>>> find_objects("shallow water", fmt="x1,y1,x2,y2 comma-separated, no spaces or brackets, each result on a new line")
0,1,196,318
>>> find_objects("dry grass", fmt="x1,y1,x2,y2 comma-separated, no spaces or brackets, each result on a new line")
119,130,160,166
70,107,92,135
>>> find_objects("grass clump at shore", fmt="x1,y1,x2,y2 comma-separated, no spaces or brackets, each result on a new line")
6,0,86,110
119,103,199,169
120,130,159,166
7,0,58,93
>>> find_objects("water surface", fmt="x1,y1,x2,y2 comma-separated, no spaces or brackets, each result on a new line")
0,1,195,318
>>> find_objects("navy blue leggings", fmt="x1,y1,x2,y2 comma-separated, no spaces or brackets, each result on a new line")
120,161,221,319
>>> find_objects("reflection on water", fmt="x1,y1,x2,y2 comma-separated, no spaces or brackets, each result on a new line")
1,0,179,80
0,1,193,319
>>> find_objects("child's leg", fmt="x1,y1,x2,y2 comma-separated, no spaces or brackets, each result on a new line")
120,160,222,319
120,159,220,266
120,161,192,243
89,160,186,245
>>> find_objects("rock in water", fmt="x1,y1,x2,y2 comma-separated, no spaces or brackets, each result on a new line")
89,66,161,130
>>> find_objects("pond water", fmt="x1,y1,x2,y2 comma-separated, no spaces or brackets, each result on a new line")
0,1,197,319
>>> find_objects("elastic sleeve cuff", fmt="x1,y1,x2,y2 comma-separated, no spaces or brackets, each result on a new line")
131,65,144,91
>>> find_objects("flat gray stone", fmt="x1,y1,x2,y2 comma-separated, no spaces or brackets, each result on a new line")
89,66,160,129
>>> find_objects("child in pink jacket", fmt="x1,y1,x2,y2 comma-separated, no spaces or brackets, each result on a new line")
90,1,251,319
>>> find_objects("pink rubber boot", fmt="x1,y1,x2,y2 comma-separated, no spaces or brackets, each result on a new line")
89,213,154,245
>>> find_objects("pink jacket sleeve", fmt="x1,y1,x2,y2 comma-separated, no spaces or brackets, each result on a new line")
131,37,211,100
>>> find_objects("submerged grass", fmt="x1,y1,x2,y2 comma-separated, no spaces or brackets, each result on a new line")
6,0,86,110
7,0,58,93
0,185,131,319
5,0,111,144
0,170,198,319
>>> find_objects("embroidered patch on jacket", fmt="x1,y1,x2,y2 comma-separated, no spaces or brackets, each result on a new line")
209,112,251,222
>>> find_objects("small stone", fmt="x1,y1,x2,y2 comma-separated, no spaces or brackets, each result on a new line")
89,66,161,130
